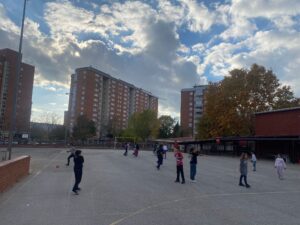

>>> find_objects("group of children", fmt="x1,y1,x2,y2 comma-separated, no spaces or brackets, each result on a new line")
239,152,287,188
66,142,288,194
155,142,200,184
123,142,140,157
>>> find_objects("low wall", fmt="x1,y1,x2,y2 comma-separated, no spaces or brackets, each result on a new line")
0,156,30,192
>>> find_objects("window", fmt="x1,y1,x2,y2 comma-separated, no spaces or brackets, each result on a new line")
188,123,192,127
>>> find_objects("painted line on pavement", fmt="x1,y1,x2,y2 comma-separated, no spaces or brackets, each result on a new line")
109,190,300,225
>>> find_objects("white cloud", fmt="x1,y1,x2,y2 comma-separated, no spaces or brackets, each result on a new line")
230,0,300,19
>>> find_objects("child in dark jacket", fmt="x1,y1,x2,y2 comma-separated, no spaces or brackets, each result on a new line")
190,148,199,182
72,150,84,195
156,144,164,170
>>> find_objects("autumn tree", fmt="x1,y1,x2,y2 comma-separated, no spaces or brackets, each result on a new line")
122,110,159,141
72,115,96,143
197,64,300,139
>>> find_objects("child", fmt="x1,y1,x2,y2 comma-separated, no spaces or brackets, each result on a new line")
251,152,257,171
174,148,185,184
190,148,199,182
123,142,129,156
275,154,286,180
72,150,84,195
133,143,139,157
163,144,168,159
156,144,164,170
239,152,250,188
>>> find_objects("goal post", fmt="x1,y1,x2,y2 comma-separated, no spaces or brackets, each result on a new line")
114,136,136,149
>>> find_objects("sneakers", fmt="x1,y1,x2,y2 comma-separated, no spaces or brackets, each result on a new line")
174,180,180,183
181,181,185,184
72,190,79,195
246,184,251,188
239,183,245,186
191,180,197,183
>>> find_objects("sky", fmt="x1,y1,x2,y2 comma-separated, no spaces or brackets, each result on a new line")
0,0,300,124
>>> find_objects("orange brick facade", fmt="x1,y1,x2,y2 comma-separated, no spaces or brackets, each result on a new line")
0,155,30,192
67,67,158,137
0,49,34,138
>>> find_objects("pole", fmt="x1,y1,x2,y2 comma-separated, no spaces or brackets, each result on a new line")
7,0,27,160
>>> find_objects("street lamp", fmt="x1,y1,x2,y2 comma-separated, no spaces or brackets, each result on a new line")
7,0,28,160
65,92,72,146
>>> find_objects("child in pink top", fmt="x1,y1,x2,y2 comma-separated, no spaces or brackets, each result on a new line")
174,149,185,184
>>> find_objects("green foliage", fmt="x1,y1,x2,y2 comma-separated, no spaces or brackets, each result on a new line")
197,64,300,139
122,110,159,141
158,115,176,138
172,122,181,138
72,115,96,143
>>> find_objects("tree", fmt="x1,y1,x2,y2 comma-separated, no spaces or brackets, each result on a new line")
197,64,300,139
72,115,96,143
49,126,65,141
172,122,181,138
158,115,176,138
122,110,159,141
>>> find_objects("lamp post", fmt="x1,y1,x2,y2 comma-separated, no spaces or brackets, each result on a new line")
7,0,28,160
65,92,72,146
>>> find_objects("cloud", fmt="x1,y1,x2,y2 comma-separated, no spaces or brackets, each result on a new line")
1,0,300,123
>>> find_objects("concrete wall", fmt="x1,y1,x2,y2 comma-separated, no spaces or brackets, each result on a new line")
0,155,30,192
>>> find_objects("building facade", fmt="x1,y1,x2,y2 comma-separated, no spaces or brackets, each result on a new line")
0,48,34,139
181,85,207,137
67,67,158,138
255,107,300,136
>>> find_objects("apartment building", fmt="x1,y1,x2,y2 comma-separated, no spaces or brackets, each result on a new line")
67,67,158,138
181,85,207,137
0,48,34,138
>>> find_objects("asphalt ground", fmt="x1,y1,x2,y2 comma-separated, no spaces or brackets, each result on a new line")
0,148,300,225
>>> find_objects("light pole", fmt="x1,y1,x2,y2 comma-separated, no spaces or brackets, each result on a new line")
7,0,28,160
65,92,72,146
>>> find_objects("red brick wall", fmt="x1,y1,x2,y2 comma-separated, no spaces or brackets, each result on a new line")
255,109,300,136
0,156,30,192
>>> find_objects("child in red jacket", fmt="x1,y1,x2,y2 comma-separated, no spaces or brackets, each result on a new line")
174,148,185,184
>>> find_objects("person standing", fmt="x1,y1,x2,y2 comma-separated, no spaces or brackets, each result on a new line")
174,148,185,184
163,144,168,159
275,154,287,180
156,144,164,170
239,152,250,188
251,152,257,171
133,143,140,157
72,150,84,195
66,144,75,166
123,142,129,156
190,148,199,182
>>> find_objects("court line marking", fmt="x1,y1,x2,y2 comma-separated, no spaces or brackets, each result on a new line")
109,190,300,225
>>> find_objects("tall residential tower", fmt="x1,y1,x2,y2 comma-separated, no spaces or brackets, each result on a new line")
0,48,34,139
66,67,158,138
181,85,207,137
